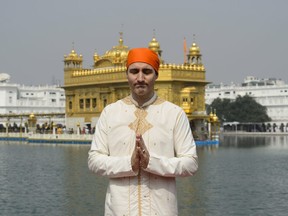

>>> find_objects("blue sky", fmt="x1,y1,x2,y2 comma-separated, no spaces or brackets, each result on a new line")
1,0,287,85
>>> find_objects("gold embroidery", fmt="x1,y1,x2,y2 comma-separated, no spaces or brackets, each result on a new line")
138,171,142,216
153,97,165,105
129,108,153,135
122,95,166,107
123,95,164,215
122,96,133,105
124,95,165,135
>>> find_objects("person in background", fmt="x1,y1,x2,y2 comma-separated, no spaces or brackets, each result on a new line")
88,47,198,216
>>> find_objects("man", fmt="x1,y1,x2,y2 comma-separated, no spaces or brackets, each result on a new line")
88,48,198,216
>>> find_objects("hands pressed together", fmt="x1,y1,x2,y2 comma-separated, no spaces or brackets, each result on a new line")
131,134,150,173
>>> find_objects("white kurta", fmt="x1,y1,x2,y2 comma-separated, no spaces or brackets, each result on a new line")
88,95,198,216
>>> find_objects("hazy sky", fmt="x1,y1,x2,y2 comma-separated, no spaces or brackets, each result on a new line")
1,0,287,85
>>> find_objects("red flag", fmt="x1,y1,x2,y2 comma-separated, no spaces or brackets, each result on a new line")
183,37,187,63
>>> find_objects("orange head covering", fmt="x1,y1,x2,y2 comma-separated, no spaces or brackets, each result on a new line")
126,48,160,72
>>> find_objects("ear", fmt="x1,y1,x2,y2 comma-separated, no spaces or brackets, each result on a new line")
155,71,159,79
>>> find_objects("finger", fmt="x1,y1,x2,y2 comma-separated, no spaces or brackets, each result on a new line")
137,146,142,155
136,135,141,145
136,135,145,147
139,148,148,159
135,141,139,149
140,140,148,153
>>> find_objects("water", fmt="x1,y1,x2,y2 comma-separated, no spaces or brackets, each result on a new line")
0,136,288,216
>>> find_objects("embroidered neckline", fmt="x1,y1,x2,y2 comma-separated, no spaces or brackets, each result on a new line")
122,94,165,135
122,94,165,107
128,108,153,135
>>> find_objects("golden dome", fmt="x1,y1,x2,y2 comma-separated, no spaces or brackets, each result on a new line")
213,113,219,122
209,111,214,119
189,42,201,56
28,113,36,120
148,34,163,60
69,49,77,57
101,32,129,64
148,36,160,52
64,49,83,62
93,51,100,62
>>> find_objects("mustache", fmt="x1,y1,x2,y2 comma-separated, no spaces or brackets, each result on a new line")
134,81,147,86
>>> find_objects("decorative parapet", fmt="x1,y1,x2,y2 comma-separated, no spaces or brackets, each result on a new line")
72,66,126,77
71,63,205,78
160,63,205,71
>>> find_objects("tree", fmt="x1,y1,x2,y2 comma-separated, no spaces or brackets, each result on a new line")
207,95,271,123
206,98,231,122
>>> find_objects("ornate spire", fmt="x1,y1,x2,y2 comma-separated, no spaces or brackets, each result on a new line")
64,42,83,69
119,31,123,46
148,29,162,58
187,35,202,65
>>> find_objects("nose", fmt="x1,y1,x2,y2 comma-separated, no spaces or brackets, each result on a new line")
136,71,144,81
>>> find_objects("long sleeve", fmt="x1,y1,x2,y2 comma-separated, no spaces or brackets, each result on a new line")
88,107,137,178
145,109,198,177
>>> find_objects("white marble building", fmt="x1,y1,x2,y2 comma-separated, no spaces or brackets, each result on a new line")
205,76,288,124
0,74,65,126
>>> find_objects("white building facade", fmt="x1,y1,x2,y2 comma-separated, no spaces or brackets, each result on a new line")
205,76,288,125
0,83,65,114
0,74,65,126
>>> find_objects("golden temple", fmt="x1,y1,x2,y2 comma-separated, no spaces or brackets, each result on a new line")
63,33,210,138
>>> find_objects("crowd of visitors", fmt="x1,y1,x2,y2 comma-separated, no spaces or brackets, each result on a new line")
0,122,95,135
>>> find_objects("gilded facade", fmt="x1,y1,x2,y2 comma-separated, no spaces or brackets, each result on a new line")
63,34,210,138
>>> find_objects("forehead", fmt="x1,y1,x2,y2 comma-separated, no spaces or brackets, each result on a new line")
128,62,154,70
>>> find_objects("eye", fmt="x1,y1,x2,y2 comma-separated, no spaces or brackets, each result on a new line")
142,69,153,75
129,69,139,74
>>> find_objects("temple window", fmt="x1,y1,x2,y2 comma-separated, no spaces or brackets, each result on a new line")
69,101,72,110
92,98,97,108
79,99,84,109
86,98,90,109
103,99,107,107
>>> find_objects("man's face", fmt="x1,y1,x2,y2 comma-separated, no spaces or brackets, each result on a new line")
126,62,158,100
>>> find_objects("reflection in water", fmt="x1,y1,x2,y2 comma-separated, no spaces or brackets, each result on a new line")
220,134,288,148
60,146,108,216
1,136,288,216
